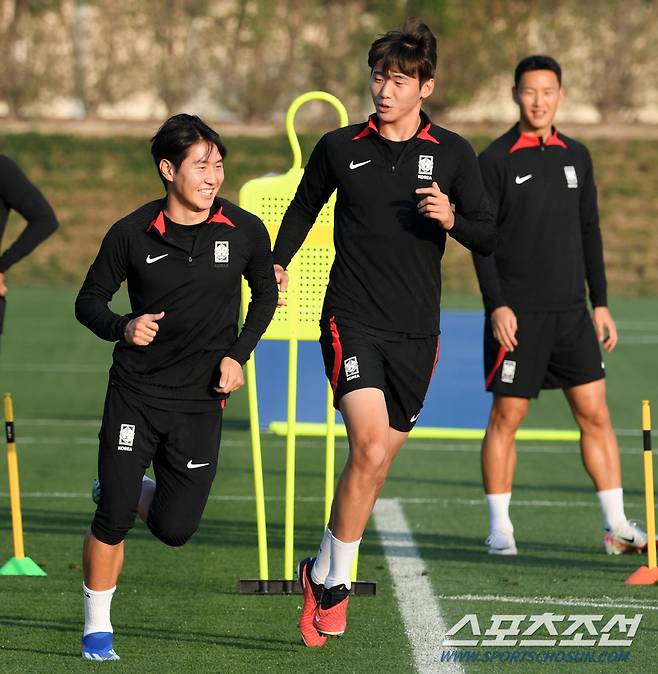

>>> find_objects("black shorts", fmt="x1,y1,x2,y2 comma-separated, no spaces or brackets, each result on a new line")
484,308,605,398
320,317,440,433
91,384,223,546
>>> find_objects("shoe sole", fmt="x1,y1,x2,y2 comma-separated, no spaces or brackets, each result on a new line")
604,536,646,556
488,547,517,555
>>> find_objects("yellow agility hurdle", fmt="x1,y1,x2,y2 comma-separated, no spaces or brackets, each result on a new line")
1,393,47,576
238,92,373,595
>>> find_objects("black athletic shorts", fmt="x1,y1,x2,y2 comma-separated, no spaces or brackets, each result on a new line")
484,308,605,398
91,383,223,546
319,316,440,433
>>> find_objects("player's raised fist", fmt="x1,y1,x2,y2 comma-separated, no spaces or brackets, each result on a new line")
415,181,455,230
124,311,165,346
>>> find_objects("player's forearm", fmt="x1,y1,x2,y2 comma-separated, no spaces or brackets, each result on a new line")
0,209,58,273
75,293,131,342
272,203,315,268
582,229,608,307
226,294,277,364
449,211,496,256
473,251,506,312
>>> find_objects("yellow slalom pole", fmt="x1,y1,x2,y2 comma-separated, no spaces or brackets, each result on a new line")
324,382,335,527
283,338,298,590
245,357,269,586
642,400,656,569
4,393,25,560
1,393,46,576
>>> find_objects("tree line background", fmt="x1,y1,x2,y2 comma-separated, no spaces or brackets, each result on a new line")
1,0,657,123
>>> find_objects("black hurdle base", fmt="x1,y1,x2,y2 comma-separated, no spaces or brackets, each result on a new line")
239,579,377,596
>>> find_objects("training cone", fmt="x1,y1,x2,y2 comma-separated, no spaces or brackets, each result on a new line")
624,565,658,585
0,556,47,576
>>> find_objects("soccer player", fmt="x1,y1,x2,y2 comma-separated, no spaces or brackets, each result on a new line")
75,114,278,660
0,155,58,335
473,55,648,556
273,20,495,645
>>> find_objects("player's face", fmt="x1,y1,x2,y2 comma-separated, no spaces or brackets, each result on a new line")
161,140,224,213
513,69,564,135
370,62,434,125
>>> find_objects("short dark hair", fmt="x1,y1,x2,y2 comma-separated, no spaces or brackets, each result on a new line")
367,18,437,85
514,55,562,89
150,113,227,190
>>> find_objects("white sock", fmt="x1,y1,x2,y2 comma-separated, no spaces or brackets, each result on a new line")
83,583,115,636
310,527,332,586
323,534,361,590
486,492,513,534
597,487,627,530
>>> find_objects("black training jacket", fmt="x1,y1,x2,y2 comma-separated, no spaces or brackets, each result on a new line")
472,125,607,314
273,111,495,335
75,197,277,410
0,155,58,273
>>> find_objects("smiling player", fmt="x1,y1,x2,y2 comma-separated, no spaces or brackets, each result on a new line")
272,20,495,645
472,55,648,557
75,114,277,660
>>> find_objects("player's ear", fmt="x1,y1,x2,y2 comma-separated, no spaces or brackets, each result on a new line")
159,158,175,184
420,78,435,100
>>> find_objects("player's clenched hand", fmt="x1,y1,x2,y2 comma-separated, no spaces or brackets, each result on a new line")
491,306,518,352
274,263,288,308
0,272,7,297
214,356,244,393
124,311,165,346
416,181,455,230
593,306,618,352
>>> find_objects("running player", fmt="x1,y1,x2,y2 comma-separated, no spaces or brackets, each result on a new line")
473,55,648,556
0,155,58,334
75,114,277,660
273,20,495,645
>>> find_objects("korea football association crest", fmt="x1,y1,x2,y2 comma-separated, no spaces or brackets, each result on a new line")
501,360,516,384
344,356,360,381
117,423,135,452
417,154,434,180
214,241,229,266
563,165,578,189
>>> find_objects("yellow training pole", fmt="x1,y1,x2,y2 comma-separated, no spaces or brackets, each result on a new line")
625,400,658,584
1,393,46,576
283,338,298,590
245,357,269,587
643,400,656,569
5,393,25,560
324,382,335,527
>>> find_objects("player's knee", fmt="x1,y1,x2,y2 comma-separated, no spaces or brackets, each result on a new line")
148,518,198,547
578,405,611,432
90,516,131,546
349,439,388,476
489,401,527,432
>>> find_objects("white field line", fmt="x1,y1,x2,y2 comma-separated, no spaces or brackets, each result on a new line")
436,593,658,612
1,491,643,510
0,363,108,373
373,498,462,674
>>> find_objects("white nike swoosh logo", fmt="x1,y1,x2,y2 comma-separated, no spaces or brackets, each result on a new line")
515,174,533,184
349,160,372,170
410,414,419,423
186,460,210,469
146,253,169,264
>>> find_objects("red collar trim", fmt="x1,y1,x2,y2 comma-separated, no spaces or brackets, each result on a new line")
207,205,235,227
146,204,235,235
146,210,166,236
352,115,379,141
509,128,567,154
352,115,440,145
416,123,440,145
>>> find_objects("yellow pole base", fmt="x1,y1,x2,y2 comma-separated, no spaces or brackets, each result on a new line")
0,556,47,576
